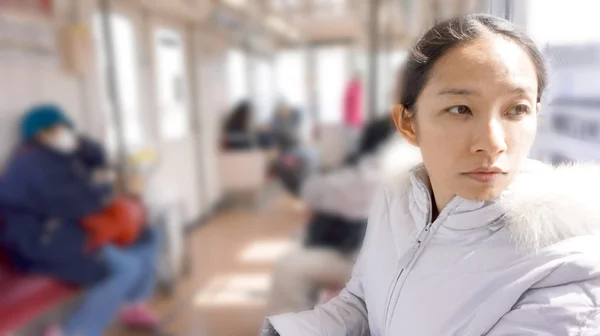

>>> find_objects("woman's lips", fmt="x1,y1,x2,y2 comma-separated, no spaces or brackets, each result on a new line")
462,172,505,182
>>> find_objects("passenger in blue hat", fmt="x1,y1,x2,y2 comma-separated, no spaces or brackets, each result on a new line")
20,104,77,152
0,104,161,336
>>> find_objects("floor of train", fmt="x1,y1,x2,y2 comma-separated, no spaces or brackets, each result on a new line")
108,190,307,336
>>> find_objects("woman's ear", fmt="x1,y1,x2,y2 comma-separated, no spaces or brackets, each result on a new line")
392,104,418,146
536,102,542,115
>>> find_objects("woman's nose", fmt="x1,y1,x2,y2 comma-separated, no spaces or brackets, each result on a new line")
470,118,508,155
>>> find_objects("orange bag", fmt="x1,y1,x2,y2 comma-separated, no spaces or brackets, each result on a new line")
81,197,146,250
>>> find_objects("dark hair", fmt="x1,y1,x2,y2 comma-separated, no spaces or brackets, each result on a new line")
225,100,253,132
400,14,547,118
345,116,395,165
358,116,395,155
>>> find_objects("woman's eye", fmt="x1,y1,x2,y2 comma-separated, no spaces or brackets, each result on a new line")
446,105,471,115
507,104,531,116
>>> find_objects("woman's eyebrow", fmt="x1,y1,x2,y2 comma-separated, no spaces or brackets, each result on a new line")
437,88,479,96
437,86,535,96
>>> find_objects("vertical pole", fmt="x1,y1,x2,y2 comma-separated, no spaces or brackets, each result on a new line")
306,43,319,125
383,1,394,109
98,0,127,191
187,23,208,216
504,0,513,21
367,0,381,120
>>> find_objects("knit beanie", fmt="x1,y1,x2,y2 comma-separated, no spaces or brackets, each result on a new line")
20,104,73,141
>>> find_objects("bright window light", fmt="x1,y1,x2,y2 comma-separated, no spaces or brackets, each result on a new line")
253,58,275,124
315,46,348,124
274,49,308,108
92,13,144,152
227,48,249,106
527,0,600,45
154,28,189,140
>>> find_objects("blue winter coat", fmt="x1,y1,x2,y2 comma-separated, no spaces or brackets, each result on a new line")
0,137,114,285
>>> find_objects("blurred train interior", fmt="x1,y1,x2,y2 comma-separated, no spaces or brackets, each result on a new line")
1,0,600,335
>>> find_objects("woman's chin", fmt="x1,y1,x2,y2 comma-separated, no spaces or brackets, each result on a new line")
456,185,506,202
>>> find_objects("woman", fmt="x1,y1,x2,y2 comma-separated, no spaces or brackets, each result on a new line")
262,14,600,335
0,105,160,336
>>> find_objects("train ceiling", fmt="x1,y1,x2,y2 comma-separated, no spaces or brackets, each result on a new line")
126,0,491,49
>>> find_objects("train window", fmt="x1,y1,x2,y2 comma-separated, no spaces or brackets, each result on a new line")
154,28,189,140
349,48,406,116
585,122,598,139
550,112,600,143
315,45,348,123
552,114,569,133
377,50,407,115
227,48,249,106
252,57,275,123
274,49,308,110
93,13,144,152
527,0,600,45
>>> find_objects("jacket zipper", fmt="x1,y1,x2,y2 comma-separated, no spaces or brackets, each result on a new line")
383,188,434,334
382,225,427,333
383,200,466,335
382,269,403,332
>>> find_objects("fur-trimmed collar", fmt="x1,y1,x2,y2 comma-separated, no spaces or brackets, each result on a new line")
500,162,600,253
379,140,600,253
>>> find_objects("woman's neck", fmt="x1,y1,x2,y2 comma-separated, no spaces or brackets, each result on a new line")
428,179,454,222
413,167,456,222
429,188,441,221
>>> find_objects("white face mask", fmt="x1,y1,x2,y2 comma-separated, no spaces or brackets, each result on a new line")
49,129,78,154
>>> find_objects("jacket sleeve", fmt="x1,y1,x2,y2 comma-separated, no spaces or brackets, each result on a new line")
261,285,369,336
486,256,600,336
261,190,387,336
76,136,108,169
0,153,111,219
32,178,113,219
261,253,369,336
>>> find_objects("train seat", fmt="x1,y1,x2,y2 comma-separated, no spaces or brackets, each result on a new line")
0,253,76,334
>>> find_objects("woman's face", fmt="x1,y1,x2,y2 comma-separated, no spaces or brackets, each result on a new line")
395,35,540,209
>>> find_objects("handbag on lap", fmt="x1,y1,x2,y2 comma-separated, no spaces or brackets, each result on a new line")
81,197,146,250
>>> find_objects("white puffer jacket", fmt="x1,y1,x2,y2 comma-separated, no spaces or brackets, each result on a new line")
262,146,600,335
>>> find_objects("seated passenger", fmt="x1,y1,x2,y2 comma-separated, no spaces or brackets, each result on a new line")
222,100,257,150
270,102,320,195
0,104,160,336
266,117,416,315
271,101,302,152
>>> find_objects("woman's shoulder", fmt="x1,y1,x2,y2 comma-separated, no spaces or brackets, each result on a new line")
501,160,600,254
528,233,600,292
